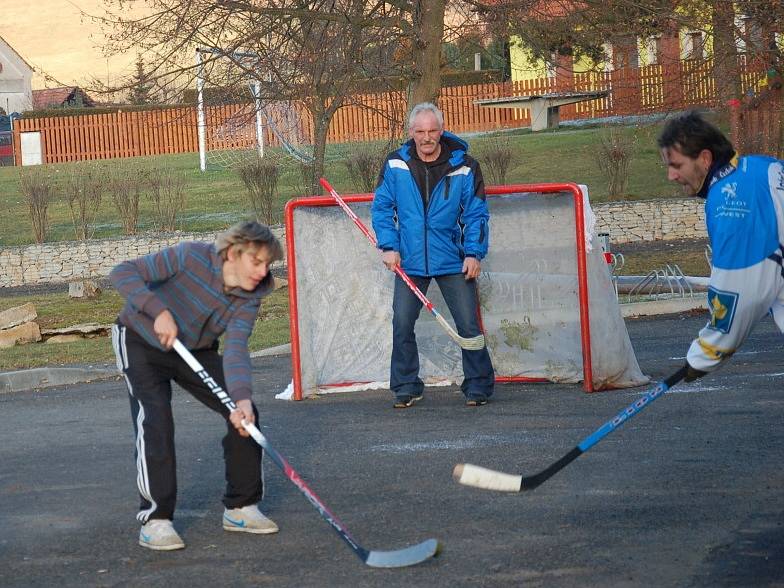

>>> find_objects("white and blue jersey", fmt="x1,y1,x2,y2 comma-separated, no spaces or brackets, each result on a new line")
687,154,784,372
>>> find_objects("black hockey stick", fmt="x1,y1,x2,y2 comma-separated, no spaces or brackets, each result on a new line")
453,366,688,492
172,340,439,567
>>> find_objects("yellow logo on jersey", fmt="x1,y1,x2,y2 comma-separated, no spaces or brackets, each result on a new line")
710,294,728,324
706,286,738,334
697,338,734,361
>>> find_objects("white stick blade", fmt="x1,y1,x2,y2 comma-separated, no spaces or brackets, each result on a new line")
365,539,440,568
461,334,486,350
434,314,486,350
453,463,522,492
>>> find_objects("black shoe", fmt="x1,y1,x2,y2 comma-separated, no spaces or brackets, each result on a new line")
465,394,488,407
393,393,423,409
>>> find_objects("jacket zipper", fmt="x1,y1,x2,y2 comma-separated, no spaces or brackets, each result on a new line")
424,168,430,274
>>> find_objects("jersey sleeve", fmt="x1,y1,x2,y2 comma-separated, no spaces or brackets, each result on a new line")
686,262,776,372
221,297,262,402
459,159,490,260
371,158,401,252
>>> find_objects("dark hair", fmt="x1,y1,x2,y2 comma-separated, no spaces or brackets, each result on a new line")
215,220,283,262
657,110,735,162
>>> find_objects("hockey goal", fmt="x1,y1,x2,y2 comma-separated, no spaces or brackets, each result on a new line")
284,183,646,400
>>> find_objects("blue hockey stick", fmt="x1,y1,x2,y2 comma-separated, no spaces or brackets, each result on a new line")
453,366,689,492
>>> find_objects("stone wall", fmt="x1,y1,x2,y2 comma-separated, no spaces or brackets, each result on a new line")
0,228,285,288
0,199,704,288
593,198,705,244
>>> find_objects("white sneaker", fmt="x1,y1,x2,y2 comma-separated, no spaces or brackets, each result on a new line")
223,504,279,534
139,519,185,551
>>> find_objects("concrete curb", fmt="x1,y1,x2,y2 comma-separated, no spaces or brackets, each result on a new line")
621,296,707,318
250,343,291,358
0,366,119,394
0,299,705,394
0,344,294,394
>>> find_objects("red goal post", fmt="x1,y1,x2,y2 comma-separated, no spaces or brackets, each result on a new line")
284,183,645,400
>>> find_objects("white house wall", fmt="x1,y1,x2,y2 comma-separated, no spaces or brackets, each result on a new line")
0,37,33,114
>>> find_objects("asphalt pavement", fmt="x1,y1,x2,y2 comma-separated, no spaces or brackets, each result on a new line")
1,311,782,587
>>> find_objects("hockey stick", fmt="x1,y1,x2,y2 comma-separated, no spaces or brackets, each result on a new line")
172,339,440,567
453,366,689,492
319,177,485,351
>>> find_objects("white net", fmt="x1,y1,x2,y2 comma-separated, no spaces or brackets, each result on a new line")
202,99,316,169
204,101,261,169
196,47,317,170
288,187,648,398
261,101,315,164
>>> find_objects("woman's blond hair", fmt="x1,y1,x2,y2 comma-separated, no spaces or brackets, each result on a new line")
215,220,283,261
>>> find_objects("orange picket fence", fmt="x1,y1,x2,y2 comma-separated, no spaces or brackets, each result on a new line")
12,57,770,165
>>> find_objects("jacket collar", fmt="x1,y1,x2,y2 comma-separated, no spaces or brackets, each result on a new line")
398,131,469,167
696,152,738,199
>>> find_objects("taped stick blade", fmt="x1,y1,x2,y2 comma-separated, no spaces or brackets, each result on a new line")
453,463,523,492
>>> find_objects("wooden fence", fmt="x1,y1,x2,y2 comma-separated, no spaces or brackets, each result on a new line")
729,72,783,159
13,57,770,165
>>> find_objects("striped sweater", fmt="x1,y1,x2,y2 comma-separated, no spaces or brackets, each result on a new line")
110,241,274,402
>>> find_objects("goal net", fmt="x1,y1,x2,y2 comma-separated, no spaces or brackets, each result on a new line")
195,48,316,171
285,183,648,399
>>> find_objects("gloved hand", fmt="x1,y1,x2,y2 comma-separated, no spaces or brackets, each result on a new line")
684,362,707,382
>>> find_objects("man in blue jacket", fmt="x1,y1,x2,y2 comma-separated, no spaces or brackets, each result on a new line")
658,110,784,382
372,102,495,408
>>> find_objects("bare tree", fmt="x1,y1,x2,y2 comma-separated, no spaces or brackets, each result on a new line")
406,0,448,106
469,0,781,111
97,1,467,192
18,168,54,244
63,164,104,241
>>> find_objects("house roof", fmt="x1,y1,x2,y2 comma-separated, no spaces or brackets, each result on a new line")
0,34,34,72
32,87,96,109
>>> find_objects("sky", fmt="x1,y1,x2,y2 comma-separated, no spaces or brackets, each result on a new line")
0,0,141,90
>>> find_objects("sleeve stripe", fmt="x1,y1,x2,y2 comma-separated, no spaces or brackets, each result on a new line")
389,159,409,171
448,166,471,177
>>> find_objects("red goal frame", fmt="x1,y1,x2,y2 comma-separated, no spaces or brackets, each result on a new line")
284,183,593,400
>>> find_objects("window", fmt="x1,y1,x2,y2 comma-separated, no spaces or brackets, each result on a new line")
683,31,705,60
738,16,764,53
643,36,661,65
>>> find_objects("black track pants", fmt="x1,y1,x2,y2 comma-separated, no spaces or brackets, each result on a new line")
111,323,263,523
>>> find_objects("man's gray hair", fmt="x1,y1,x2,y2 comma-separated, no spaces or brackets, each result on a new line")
408,102,444,130
215,220,283,261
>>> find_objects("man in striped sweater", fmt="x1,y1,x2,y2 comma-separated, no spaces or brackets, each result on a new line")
110,221,283,551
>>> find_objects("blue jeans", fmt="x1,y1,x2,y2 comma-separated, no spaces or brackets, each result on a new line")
390,273,495,399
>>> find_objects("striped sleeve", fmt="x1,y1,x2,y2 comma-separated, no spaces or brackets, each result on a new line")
110,244,186,319
222,297,262,402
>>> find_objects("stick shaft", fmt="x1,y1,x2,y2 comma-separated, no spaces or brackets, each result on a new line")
456,366,690,492
577,365,688,452
319,177,434,311
319,177,484,351
525,365,690,488
171,340,369,562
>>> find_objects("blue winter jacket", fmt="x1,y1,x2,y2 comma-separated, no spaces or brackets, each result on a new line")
371,132,489,277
